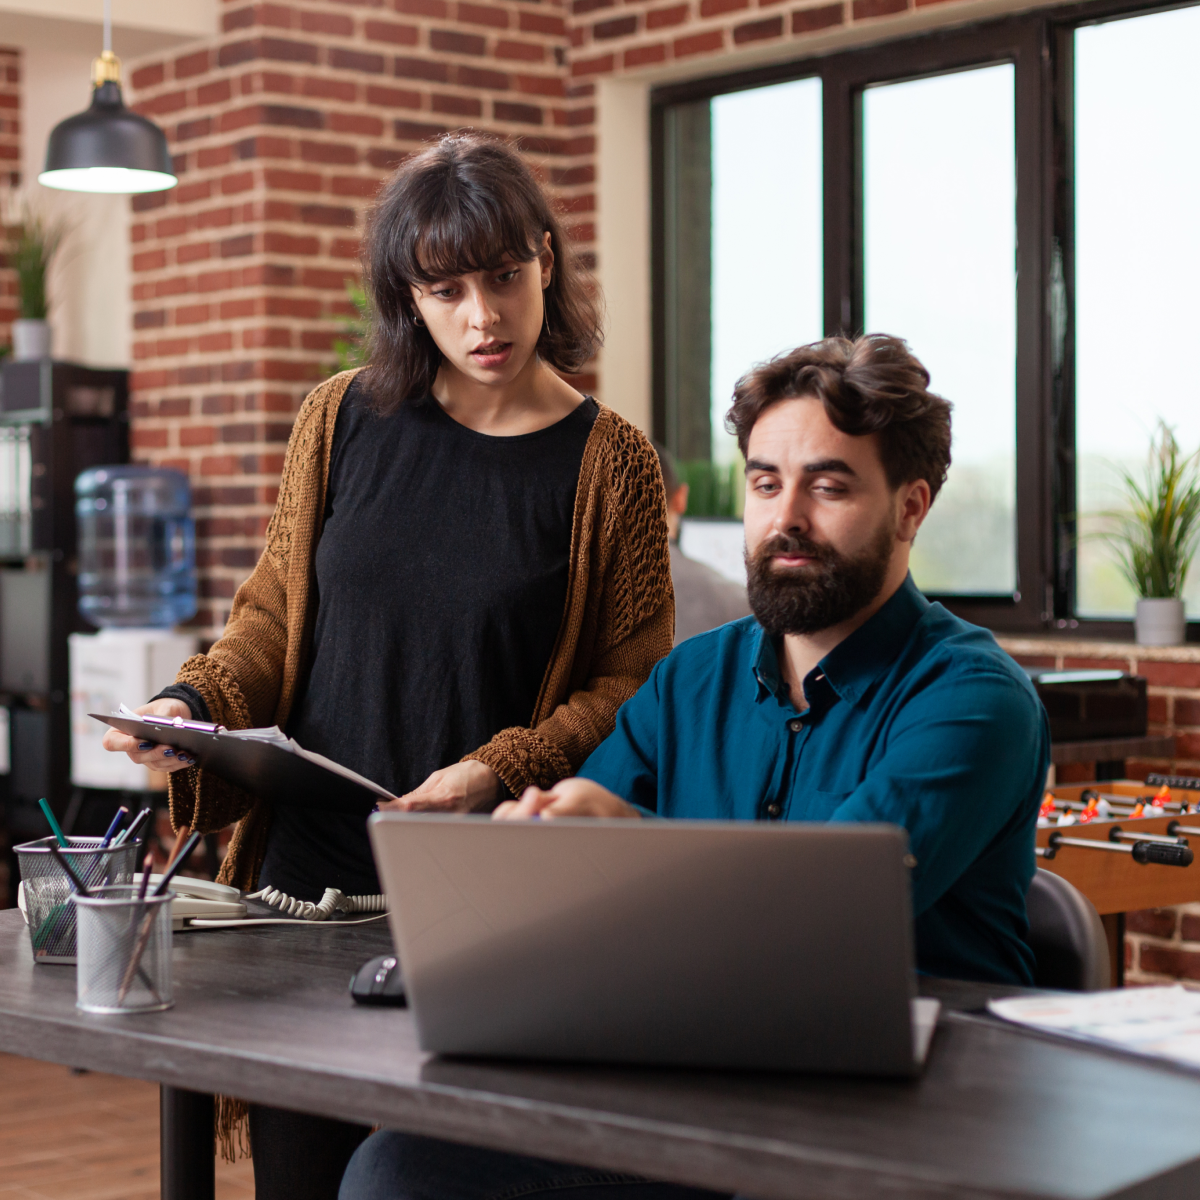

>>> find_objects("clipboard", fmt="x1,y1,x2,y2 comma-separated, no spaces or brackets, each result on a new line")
92,712,393,816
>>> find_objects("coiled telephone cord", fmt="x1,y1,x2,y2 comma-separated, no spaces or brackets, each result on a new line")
245,886,388,921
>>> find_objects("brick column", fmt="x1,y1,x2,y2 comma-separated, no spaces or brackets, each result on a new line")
0,46,20,353
127,0,591,638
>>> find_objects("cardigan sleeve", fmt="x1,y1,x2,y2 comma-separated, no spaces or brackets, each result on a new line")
165,383,335,837
464,419,675,794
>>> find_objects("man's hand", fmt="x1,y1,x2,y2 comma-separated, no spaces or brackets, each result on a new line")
100,698,196,772
378,760,502,813
493,777,641,820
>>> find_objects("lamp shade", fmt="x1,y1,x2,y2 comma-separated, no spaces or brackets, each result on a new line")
39,80,176,194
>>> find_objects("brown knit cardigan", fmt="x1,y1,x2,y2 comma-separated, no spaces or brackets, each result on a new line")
167,368,675,889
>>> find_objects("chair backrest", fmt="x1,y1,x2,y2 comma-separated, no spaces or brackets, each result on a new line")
1026,868,1110,991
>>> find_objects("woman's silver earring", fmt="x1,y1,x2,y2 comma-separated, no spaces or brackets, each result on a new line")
413,314,425,327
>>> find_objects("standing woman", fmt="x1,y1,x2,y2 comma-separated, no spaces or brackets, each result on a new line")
103,133,674,1199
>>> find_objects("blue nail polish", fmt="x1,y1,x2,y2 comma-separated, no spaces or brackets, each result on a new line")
138,742,153,751
162,748,176,758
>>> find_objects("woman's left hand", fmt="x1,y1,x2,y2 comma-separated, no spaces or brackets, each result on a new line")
378,760,502,813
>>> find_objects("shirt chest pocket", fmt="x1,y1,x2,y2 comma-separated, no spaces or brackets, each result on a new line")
795,788,854,821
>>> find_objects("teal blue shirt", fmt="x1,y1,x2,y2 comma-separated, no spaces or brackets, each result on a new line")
578,575,1049,985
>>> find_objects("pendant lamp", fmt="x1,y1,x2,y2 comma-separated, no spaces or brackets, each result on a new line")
38,0,176,194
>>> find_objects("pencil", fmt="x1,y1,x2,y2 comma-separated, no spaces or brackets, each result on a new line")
119,835,200,1004
38,798,69,849
164,825,191,872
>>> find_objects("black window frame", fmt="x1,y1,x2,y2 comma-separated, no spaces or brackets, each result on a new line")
650,0,1200,638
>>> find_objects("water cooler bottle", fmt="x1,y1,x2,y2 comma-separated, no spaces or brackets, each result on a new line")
69,466,199,791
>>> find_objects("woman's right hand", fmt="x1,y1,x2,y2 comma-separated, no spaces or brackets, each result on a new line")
100,698,196,772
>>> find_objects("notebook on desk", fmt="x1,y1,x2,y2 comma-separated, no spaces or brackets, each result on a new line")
92,708,392,815
369,815,940,1077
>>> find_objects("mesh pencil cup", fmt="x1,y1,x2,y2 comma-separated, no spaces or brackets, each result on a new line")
73,886,174,1014
15,837,139,964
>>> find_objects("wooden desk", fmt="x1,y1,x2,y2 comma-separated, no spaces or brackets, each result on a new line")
5,912,1200,1200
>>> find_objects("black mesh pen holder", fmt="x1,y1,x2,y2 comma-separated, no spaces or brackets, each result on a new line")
15,836,140,964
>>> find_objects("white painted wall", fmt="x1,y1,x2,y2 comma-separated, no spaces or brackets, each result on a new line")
20,44,132,368
4,5,214,368
0,0,215,43
595,78,652,434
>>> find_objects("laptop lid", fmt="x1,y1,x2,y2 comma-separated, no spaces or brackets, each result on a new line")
369,815,922,1076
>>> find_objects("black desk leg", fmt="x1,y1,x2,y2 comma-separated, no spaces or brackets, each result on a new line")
161,1085,215,1200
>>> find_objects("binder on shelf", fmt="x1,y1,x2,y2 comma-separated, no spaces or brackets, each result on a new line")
90,708,392,816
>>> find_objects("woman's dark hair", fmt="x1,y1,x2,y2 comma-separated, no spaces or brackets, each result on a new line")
725,334,953,501
361,132,602,410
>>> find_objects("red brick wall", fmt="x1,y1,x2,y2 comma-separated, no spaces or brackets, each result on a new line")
127,0,997,637
0,46,20,354
999,640,1200,781
127,0,589,635
569,0,918,79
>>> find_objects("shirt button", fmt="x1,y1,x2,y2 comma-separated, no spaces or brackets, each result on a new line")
766,803,782,819
788,718,803,732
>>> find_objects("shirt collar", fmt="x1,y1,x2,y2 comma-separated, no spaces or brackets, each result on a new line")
750,573,930,708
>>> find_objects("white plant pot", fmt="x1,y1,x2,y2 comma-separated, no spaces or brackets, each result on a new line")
1135,597,1186,646
11,319,51,361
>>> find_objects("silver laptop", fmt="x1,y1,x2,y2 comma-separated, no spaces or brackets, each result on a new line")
368,815,939,1077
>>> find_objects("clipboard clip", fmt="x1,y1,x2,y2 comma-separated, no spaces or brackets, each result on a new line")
136,713,227,734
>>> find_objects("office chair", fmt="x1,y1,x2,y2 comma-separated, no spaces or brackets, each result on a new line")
1026,868,1111,991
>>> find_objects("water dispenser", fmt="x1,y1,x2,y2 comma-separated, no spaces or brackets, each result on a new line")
75,465,197,629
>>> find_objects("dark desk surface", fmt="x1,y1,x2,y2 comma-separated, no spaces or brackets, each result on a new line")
3,909,1200,1200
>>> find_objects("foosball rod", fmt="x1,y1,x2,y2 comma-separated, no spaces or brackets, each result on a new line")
1040,833,1194,866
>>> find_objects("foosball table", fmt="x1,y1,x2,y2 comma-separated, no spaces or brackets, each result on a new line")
1037,773,1200,984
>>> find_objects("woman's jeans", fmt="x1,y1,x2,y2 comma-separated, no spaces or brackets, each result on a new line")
339,1131,736,1200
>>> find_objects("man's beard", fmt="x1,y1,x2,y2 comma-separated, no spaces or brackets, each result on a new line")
745,521,895,637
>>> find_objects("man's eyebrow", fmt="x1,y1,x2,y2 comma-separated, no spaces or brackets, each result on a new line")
744,457,858,476
803,458,857,477
744,458,776,474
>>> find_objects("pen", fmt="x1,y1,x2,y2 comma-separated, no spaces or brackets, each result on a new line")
38,798,69,849
99,806,129,848
114,807,152,848
153,831,201,896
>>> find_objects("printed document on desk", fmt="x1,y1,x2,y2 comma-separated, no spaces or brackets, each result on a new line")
92,705,393,815
989,986,1200,1070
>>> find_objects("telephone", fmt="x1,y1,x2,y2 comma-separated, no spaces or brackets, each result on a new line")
17,877,387,931
17,875,246,931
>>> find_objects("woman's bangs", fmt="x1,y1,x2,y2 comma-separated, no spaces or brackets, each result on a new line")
407,199,542,284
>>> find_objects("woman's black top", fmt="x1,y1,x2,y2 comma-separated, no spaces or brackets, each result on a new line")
244,380,596,900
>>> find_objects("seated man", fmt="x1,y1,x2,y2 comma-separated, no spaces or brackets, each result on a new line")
340,334,1048,1200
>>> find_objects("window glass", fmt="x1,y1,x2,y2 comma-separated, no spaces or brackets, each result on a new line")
710,78,823,467
1074,6,1200,616
863,64,1017,595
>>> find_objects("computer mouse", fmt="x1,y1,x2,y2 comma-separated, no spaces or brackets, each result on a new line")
349,955,407,1006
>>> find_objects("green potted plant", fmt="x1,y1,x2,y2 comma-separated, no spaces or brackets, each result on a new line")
5,208,65,361
1101,422,1200,645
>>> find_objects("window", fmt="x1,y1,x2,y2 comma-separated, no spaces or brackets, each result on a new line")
655,0,1200,633
863,65,1017,595
1074,5,1200,617
657,77,822,512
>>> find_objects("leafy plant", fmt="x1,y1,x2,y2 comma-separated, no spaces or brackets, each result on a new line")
331,279,372,373
5,208,66,321
1099,422,1200,599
